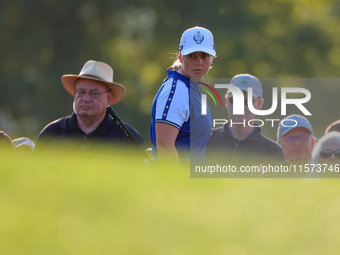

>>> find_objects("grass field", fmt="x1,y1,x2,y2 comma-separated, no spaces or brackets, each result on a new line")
1,145,340,255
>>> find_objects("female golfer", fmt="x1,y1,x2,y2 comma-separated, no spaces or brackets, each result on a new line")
150,26,216,164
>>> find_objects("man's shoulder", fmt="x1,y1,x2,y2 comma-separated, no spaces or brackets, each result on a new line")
35,115,72,147
207,126,233,146
255,131,281,148
255,132,286,161
252,131,285,157
42,116,70,130
38,115,73,137
210,126,225,137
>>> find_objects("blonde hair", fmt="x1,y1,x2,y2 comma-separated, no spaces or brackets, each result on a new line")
169,52,181,71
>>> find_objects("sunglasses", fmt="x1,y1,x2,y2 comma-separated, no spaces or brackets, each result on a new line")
320,149,340,159
228,97,259,106
282,134,311,145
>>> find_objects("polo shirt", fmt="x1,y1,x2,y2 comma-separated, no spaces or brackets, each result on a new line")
36,112,144,149
206,124,286,165
150,69,212,161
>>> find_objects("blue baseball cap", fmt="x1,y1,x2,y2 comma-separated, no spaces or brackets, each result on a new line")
277,114,313,141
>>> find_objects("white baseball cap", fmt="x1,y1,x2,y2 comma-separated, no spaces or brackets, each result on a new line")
229,74,263,98
179,26,216,57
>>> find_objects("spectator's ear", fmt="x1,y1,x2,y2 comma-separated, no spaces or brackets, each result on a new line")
106,91,113,106
225,95,230,109
257,98,264,109
311,136,316,150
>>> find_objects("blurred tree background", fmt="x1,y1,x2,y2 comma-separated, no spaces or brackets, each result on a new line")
1,0,340,145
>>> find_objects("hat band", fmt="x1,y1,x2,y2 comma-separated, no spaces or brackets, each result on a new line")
77,74,112,90
79,74,103,80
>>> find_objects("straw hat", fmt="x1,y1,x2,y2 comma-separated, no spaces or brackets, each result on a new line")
62,60,126,105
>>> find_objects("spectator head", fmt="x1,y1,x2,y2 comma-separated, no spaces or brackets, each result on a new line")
62,60,126,105
325,119,340,135
225,74,264,122
278,114,315,164
311,132,340,164
12,137,35,151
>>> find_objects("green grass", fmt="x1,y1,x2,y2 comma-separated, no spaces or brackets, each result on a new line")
1,145,340,254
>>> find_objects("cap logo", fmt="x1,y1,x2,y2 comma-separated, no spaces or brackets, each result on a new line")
241,78,248,84
193,31,204,44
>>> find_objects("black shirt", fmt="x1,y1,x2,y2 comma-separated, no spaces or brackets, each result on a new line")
206,124,286,165
36,112,144,149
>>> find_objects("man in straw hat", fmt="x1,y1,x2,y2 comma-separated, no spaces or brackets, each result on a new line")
36,60,143,149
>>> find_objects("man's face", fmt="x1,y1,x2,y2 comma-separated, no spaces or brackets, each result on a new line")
279,127,315,164
225,91,263,123
74,78,112,119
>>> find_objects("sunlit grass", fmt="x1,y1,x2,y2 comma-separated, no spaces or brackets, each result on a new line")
1,144,340,254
